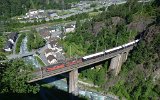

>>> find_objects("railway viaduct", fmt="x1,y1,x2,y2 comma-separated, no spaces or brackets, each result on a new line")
28,42,138,99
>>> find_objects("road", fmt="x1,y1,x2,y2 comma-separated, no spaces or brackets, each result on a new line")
37,40,53,65
7,51,36,59
78,80,98,88
55,1,128,20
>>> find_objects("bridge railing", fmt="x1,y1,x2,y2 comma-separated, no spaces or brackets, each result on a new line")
28,45,135,82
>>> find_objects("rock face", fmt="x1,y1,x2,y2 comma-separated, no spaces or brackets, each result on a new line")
127,19,153,33
111,17,125,26
144,25,160,43
89,21,105,35
143,24,160,83
90,17,125,36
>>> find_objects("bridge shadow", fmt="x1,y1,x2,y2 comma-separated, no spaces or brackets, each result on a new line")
0,89,87,100
27,74,87,100
0,93,41,100
37,74,67,84
0,73,88,100
39,86,88,100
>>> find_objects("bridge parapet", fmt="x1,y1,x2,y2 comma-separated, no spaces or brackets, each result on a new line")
28,45,134,83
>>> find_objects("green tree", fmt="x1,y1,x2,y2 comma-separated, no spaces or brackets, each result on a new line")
126,0,138,12
94,68,105,86
90,3,96,8
153,0,160,7
0,60,39,93
99,7,106,11
0,52,7,60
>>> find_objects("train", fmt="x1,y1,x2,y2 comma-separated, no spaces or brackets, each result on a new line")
38,39,139,72
82,39,139,61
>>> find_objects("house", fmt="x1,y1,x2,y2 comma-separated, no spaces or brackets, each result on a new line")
39,28,51,40
45,49,53,57
55,45,63,52
4,41,13,52
49,29,56,33
48,40,58,50
48,37,58,42
28,9,38,15
49,12,59,18
65,24,75,33
8,32,18,44
38,9,45,13
47,55,57,64
4,32,18,52
26,9,38,19
25,9,46,19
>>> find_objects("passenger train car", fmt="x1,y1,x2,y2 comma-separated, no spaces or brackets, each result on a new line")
39,39,139,72
82,39,139,61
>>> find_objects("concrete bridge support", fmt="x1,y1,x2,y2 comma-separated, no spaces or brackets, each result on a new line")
109,52,129,76
68,69,78,99
122,52,129,62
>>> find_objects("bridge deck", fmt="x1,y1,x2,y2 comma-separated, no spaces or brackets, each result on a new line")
28,46,134,83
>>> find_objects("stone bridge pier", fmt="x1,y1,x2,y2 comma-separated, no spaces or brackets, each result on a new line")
109,51,129,76
68,69,78,99
67,51,129,99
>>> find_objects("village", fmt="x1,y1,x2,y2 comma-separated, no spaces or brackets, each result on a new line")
2,0,126,66
3,21,76,66
13,0,114,23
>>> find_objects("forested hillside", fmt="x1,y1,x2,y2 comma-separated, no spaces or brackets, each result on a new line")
62,0,160,99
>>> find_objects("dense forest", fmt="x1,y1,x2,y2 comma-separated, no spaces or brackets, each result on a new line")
61,0,160,99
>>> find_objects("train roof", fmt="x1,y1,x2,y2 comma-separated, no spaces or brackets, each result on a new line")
83,51,104,60
122,39,140,47
105,39,140,53
105,46,122,53
82,39,140,60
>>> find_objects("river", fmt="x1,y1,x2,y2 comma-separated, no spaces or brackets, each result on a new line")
20,36,40,68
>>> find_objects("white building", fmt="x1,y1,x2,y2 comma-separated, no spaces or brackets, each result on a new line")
48,41,58,50
4,32,18,52
45,49,53,58
29,10,38,15
4,41,13,52
47,55,57,64
65,24,76,33
49,13,59,18
8,38,14,44
25,9,46,19
38,9,45,13
49,29,56,33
